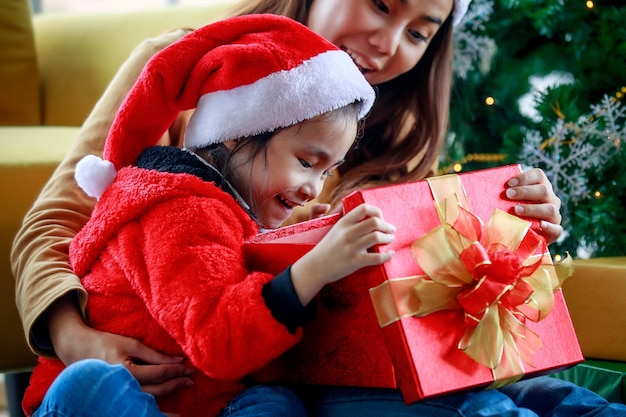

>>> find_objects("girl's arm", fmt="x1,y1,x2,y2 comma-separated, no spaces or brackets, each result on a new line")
125,197,394,380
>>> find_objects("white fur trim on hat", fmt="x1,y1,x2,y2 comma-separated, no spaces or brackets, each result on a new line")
75,155,117,199
72,15,375,199
184,49,375,150
453,0,471,26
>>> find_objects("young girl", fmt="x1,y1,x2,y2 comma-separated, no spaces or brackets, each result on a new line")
21,14,386,417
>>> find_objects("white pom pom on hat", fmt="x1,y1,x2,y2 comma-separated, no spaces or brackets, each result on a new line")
75,155,118,199
74,14,375,199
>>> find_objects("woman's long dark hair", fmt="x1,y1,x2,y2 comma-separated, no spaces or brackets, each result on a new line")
227,0,454,205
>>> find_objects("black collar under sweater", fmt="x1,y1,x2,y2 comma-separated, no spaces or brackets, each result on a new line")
136,145,267,229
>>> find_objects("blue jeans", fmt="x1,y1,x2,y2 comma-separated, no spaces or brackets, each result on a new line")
218,384,307,417
33,359,165,417
300,377,626,417
32,359,307,417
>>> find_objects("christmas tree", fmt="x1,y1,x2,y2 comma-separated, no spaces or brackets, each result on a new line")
447,0,626,258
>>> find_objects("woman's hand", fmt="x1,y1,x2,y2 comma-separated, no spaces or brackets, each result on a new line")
291,203,395,305
308,203,331,219
48,294,193,397
308,202,345,220
505,168,563,245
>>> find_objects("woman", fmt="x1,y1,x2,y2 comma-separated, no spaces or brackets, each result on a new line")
12,0,574,413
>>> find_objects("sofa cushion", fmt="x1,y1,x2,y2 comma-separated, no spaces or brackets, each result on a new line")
34,4,231,126
0,0,40,125
562,257,626,362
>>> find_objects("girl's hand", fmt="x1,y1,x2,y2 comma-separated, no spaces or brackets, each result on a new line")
49,294,193,397
291,203,395,305
505,168,563,245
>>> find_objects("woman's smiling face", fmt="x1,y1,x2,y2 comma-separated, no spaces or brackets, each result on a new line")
307,0,454,85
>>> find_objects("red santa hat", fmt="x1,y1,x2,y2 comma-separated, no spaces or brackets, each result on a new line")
75,14,375,199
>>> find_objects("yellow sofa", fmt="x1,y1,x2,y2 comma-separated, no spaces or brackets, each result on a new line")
0,0,232,391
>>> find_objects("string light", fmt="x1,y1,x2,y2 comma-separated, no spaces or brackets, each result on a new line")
485,96,495,106
440,153,507,174
586,1,594,9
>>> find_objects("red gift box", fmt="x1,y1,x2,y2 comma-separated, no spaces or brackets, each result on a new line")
246,164,583,403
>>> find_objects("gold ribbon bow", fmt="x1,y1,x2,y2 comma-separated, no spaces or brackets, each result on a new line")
369,174,572,385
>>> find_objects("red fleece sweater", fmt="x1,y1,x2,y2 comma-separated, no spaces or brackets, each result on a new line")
22,166,302,417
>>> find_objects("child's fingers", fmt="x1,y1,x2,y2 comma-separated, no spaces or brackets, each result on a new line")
343,203,384,222
356,229,395,250
359,248,395,267
342,204,395,233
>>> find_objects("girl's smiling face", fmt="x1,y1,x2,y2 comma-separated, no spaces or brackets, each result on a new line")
307,0,454,85
230,111,357,229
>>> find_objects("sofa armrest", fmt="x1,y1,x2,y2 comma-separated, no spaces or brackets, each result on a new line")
0,126,79,372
